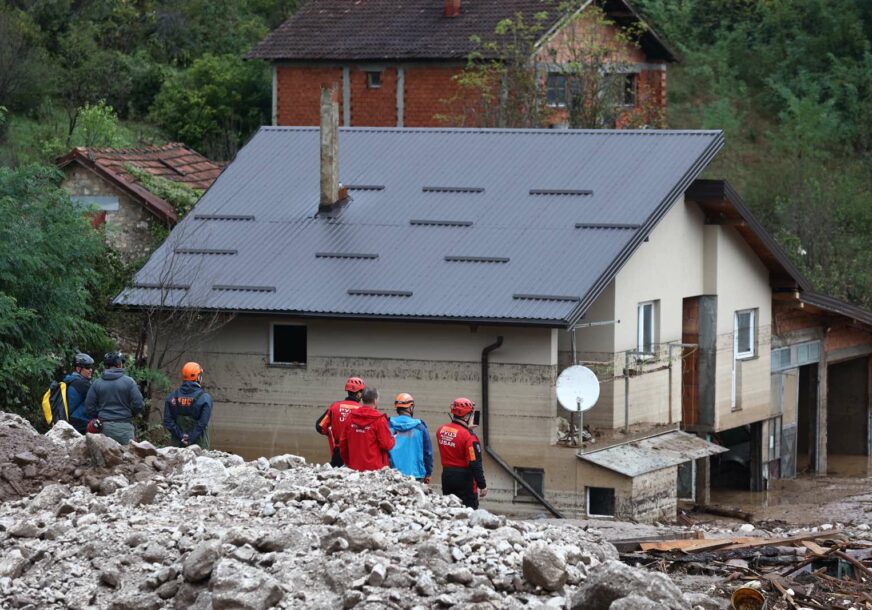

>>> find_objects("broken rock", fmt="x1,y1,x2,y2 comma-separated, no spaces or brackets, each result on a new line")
210,559,283,610
0,549,28,579
183,540,222,583
522,541,567,592
469,509,502,530
568,560,689,610
86,433,124,468
120,482,159,507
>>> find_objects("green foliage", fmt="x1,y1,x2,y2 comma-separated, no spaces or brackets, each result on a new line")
124,163,203,217
636,0,872,308
0,165,111,420
76,100,122,148
150,54,269,159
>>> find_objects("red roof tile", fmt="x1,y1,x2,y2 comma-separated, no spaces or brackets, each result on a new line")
57,143,224,224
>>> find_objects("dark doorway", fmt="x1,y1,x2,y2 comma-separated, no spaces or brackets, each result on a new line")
797,364,818,471
827,358,869,456
711,425,753,490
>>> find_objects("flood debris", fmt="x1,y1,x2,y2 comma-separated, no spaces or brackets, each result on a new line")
621,528,872,610
1,412,720,609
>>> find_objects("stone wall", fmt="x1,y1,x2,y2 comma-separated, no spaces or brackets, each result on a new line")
61,163,162,262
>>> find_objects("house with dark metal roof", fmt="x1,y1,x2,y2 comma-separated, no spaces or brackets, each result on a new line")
247,0,676,129
118,102,872,519
57,144,222,261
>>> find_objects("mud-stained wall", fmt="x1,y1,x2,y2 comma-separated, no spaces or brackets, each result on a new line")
61,163,161,261
578,462,676,522
165,315,619,515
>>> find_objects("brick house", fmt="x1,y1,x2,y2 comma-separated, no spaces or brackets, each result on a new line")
57,144,222,261
247,0,677,128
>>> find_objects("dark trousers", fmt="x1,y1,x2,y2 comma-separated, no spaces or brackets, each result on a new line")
330,447,344,467
442,467,478,509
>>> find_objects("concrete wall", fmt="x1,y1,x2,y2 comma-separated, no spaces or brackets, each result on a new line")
61,163,162,262
578,462,676,522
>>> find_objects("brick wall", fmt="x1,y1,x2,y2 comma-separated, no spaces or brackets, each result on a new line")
403,66,464,127
276,66,343,126
350,67,397,126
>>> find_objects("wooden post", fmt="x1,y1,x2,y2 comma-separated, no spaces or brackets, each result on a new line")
814,351,828,475
867,356,872,457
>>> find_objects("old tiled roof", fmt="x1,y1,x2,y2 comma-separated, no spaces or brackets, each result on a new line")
247,0,677,62
117,127,723,326
57,144,223,224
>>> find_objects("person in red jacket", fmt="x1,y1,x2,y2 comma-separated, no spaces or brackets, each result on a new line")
437,397,487,509
339,387,395,471
315,376,365,466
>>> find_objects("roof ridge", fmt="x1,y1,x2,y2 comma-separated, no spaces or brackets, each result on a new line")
262,126,724,136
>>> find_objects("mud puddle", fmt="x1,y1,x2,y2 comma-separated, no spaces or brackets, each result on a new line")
708,455,872,527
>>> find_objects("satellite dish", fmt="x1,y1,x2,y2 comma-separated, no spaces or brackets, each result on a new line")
556,365,600,413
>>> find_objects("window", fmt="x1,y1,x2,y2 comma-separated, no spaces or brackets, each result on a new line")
637,301,658,355
586,487,615,517
734,309,756,359
513,467,544,502
547,73,567,107
366,71,382,89
622,73,637,107
270,324,307,365
70,195,120,212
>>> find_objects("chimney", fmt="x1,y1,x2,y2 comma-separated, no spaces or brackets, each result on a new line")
319,85,345,211
445,0,461,17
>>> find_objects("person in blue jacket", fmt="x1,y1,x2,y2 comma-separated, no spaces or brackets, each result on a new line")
388,392,433,483
65,353,95,434
163,362,213,449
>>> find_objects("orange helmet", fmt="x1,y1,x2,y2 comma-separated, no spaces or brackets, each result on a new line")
394,392,415,410
450,397,475,418
182,362,203,382
345,377,366,393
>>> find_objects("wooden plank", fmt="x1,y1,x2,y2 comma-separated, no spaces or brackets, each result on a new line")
722,532,841,552
802,540,828,556
640,537,757,552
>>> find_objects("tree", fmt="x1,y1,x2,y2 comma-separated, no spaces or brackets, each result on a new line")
440,3,657,129
0,165,110,417
150,53,269,160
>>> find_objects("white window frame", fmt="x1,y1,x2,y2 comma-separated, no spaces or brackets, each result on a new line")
366,70,382,89
269,322,307,366
586,486,616,518
546,72,567,108
734,309,756,360
637,300,657,356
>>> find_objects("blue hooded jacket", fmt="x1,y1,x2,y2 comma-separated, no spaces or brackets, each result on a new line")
163,381,212,444
64,371,91,433
388,415,433,479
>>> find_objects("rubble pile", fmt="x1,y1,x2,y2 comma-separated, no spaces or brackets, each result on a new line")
621,528,872,609
0,412,720,610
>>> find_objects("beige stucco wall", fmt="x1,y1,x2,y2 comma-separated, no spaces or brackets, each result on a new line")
578,461,676,522
61,163,163,262
558,196,773,433
709,225,773,431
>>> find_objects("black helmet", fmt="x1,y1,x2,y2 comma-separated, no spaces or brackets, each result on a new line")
74,353,95,368
103,351,124,367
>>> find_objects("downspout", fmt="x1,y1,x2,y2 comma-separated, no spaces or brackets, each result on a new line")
481,336,565,518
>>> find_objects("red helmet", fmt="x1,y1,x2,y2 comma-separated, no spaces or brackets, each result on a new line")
345,377,366,393
450,397,475,418
86,419,103,434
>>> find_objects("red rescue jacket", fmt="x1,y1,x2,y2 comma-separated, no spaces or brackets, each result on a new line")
339,406,395,471
315,399,362,451
436,420,486,491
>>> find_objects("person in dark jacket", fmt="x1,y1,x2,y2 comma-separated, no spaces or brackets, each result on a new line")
84,352,144,445
436,398,487,509
388,392,433,483
64,353,95,434
163,362,213,449
339,387,395,471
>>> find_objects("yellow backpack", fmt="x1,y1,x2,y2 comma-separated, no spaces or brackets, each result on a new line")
41,381,69,425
